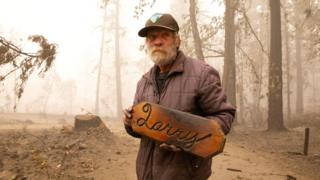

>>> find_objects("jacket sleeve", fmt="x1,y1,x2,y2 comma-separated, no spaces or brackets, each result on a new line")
124,78,144,138
197,65,236,134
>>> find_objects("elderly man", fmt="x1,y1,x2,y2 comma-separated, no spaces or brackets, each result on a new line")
123,13,235,180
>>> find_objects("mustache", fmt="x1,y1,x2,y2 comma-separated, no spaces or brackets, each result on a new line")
149,47,167,53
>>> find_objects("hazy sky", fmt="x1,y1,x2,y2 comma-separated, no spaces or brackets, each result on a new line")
0,0,172,78
0,0,173,114
0,0,100,79
0,0,224,114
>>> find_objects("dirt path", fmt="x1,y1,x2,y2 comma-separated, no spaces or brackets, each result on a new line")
0,116,319,180
212,143,299,180
109,121,320,180
96,126,320,180
84,122,320,180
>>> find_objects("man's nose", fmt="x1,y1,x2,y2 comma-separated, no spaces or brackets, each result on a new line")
153,37,163,46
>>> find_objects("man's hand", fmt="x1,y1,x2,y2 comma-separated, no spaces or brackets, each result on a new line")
122,107,133,126
159,143,181,152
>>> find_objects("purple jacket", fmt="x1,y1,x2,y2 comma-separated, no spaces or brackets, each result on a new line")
125,51,236,180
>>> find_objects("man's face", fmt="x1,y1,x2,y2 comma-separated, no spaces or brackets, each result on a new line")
145,28,180,67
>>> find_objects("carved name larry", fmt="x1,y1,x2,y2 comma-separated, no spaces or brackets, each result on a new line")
135,103,212,150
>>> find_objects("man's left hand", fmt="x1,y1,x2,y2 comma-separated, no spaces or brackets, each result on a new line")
159,143,181,152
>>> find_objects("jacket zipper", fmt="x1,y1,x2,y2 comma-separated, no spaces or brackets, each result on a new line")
151,71,175,104
155,74,174,104
150,79,161,104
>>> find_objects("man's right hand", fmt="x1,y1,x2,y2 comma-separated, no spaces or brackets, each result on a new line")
122,107,133,126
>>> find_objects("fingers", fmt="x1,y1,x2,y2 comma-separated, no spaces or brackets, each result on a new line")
122,106,133,126
159,143,181,152
123,109,132,119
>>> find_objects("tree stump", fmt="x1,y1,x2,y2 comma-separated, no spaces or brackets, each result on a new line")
0,158,3,171
74,114,107,131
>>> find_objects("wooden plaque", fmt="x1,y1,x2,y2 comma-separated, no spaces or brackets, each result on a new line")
130,102,226,158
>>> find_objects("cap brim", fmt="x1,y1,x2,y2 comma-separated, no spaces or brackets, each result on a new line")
138,25,177,37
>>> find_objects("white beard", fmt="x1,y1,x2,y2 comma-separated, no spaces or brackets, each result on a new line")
147,44,178,67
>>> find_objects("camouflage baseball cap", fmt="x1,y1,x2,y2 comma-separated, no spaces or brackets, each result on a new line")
138,13,179,37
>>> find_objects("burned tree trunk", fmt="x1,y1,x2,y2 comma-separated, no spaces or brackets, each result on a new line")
284,11,292,121
114,0,123,120
267,0,285,131
189,0,204,60
223,0,237,108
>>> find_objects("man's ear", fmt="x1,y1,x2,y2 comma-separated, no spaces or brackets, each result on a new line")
175,35,181,48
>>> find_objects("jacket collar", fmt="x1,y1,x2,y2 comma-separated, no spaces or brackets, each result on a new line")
143,50,186,81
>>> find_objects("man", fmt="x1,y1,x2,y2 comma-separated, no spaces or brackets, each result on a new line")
123,13,235,180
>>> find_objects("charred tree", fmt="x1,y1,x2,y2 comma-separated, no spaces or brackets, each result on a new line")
115,0,123,119
284,11,292,121
189,0,204,60
295,22,304,114
222,0,237,108
267,0,285,131
95,0,109,115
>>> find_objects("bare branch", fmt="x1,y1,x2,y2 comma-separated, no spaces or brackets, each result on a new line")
0,37,39,58
240,10,269,57
236,43,259,80
208,49,224,56
0,35,57,100
202,45,224,54
204,55,224,58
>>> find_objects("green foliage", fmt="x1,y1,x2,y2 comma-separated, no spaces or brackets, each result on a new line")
0,35,57,100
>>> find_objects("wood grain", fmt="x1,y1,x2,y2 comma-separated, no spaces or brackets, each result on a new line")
130,102,226,158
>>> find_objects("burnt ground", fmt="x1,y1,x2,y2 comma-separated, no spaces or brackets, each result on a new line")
0,113,319,180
